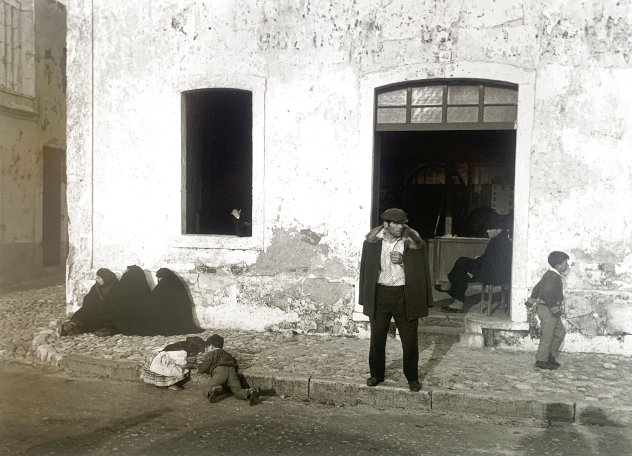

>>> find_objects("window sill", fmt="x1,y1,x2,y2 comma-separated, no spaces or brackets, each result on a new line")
0,88,37,118
173,233,263,251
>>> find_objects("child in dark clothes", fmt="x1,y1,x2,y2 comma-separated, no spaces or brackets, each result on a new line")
197,334,261,405
530,251,569,370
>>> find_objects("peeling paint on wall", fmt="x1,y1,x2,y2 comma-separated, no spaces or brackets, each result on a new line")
65,0,632,350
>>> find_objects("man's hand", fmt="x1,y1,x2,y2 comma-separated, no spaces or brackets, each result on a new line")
390,251,403,264
230,209,241,219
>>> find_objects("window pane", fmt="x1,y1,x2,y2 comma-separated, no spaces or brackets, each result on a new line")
484,86,518,104
447,86,479,105
377,89,407,106
377,107,406,123
484,106,517,122
447,106,478,122
411,107,442,123
411,86,443,105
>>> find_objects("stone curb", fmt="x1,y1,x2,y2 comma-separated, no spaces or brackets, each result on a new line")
431,390,575,422
574,402,632,427
59,355,141,383
308,377,431,410
31,335,632,427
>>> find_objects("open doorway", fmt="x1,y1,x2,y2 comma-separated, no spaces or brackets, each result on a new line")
42,147,65,267
372,80,517,315
375,130,515,238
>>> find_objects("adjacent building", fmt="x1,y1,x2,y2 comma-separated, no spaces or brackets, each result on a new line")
1,0,67,287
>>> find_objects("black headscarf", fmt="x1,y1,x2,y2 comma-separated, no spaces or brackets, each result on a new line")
101,265,154,335
69,268,119,334
152,268,203,336
162,336,207,356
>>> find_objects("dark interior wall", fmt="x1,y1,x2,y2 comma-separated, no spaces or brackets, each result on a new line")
183,89,253,235
377,130,516,238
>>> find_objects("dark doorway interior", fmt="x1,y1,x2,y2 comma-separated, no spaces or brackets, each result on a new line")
42,147,65,266
183,89,253,235
374,130,516,239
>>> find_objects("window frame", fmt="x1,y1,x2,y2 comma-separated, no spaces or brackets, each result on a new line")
174,75,265,251
0,0,36,115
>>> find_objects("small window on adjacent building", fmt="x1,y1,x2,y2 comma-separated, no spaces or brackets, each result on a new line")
182,89,253,236
1,0,35,108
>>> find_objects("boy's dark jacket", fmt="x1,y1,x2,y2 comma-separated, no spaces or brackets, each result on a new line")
530,270,564,307
359,225,433,320
197,348,239,375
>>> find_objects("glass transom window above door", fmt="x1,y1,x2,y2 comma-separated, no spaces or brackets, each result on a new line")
376,81,518,131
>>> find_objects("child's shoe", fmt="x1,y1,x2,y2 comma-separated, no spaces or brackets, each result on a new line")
535,360,557,370
206,386,223,403
548,356,561,367
248,387,261,406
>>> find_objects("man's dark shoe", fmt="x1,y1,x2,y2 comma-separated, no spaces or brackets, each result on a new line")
548,356,561,367
366,377,384,387
409,380,421,392
434,283,452,292
441,306,463,313
535,361,557,370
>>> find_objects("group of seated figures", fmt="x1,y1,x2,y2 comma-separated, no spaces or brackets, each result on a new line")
60,265,203,337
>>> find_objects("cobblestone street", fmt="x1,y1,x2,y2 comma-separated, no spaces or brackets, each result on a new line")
2,283,632,426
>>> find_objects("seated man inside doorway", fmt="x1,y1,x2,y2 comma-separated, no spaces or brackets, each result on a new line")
437,216,513,313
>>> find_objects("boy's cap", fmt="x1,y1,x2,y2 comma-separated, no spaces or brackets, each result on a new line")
381,208,408,223
548,251,569,267
206,334,224,349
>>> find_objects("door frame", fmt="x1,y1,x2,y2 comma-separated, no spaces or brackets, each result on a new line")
355,63,535,323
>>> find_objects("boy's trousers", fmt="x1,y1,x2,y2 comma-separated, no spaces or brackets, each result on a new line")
536,305,566,362
206,365,249,399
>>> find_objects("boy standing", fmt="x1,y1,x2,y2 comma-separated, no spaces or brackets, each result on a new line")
197,334,260,405
530,251,569,370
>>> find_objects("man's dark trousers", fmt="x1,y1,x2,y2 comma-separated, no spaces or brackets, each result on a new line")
369,285,419,382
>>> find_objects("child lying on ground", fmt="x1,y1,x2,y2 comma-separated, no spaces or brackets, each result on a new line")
197,334,262,405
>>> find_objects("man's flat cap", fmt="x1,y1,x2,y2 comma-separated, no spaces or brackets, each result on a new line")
381,208,408,223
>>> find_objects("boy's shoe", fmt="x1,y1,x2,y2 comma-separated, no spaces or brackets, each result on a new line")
535,361,557,370
409,380,422,392
206,386,223,403
548,356,561,367
366,377,384,387
248,387,261,406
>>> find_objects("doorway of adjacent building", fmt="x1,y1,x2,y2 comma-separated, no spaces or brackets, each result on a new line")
42,147,65,267
372,80,517,313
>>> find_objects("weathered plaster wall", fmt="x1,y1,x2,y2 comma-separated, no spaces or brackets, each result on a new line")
0,0,67,286
527,2,632,341
66,0,632,346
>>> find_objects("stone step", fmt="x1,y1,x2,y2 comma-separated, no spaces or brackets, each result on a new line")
419,313,465,329
418,325,464,344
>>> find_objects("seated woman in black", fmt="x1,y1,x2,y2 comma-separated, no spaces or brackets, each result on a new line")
152,268,203,336
100,265,154,336
59,268,119,336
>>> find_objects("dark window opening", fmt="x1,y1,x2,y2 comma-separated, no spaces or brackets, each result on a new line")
182,89,253,236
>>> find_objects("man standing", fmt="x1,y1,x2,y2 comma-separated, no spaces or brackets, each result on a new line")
359,208,433,392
